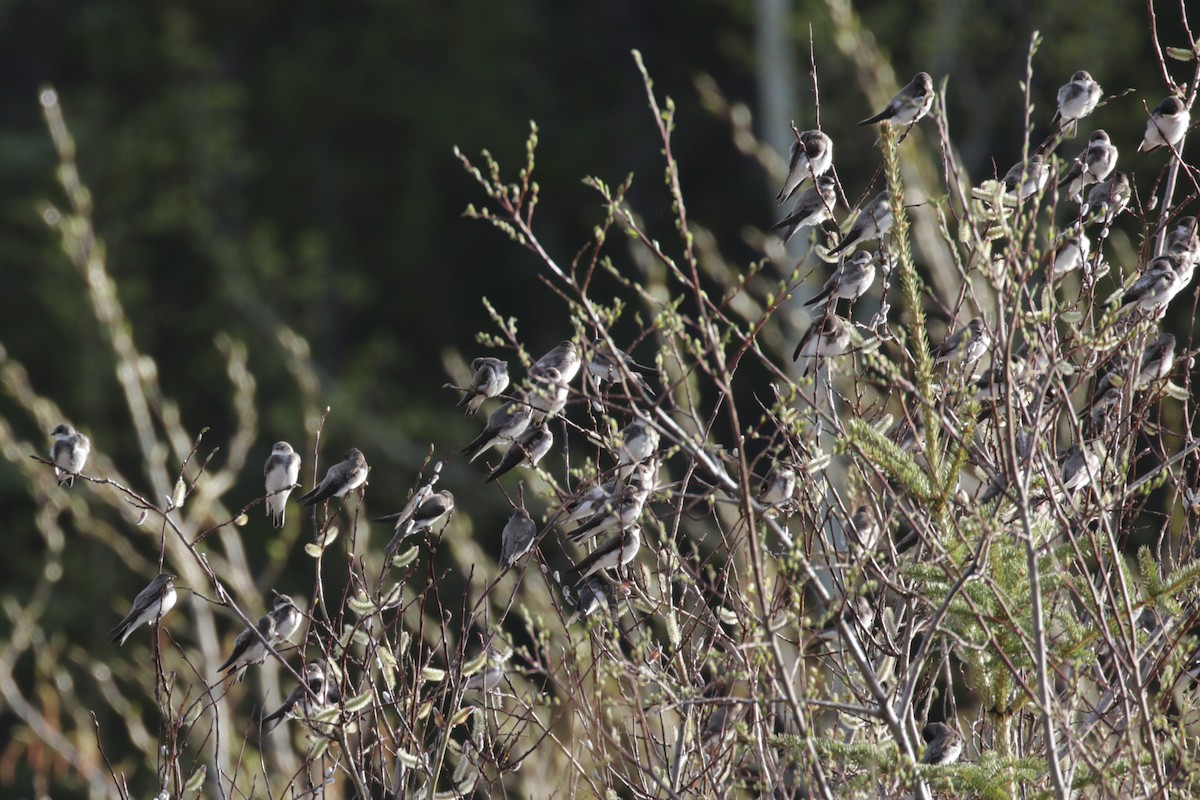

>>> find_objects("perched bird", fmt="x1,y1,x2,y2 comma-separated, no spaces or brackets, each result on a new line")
1082,172,1131,226
1087,387,1122,437
299,449,368,507
463,648,509,694
570,574,615,623
586,338,656,395
1055,71,1102,136
500,506,538,569
1167,216,1199,263
569,489,645,544
565,525,642,582
1119,254,1187,314
456,357,510,416
615,419,660,471
1134,333,1177,390
264,441,301,528
859,72,934,127
532,341,581,385
1059,130,1117,201
111,574,177,646
771,175,838,244
1050,231,1092,281
804,250,877,307
378,489,455,547
527,366,570,420
461,391,534,462
828,191,892,256
486,424,553,483
49,423,90,488
757,463,796,507
849,505,881,552
268,593,303,643
217,612,277,678
261,661,335,731
792,314,852,373
921,722,963,765
775,130,835,205
934,318,991,367
1059,443,1101,493
1001,154,1049,201
1138,96,1190,153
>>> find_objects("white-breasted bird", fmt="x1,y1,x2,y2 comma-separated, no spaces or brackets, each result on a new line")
378,489,455,549
1001,154,1049,201
771,175,838,244
859,72,934,127
792,314,852,373
1138,96,1190,154
111,573,177,646
775,130,834,205
500,506,538,569
1059,130,1117,201
804,250,877,307
264,441,301,528
1055,70,1102,136
299,448,368,507
486,424,553,483
462,390,534,462
934,317,991,367
758,463,796,507
50,423,90,488
921,722,963,765
456,357,510,416
532,341,581,385
565,525,642,583
828,191,892,257
217,612,277,679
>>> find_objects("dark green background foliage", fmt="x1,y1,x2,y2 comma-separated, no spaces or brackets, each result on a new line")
0,0,1186,794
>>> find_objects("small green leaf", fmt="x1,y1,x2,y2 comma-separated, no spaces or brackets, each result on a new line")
183,764,206,794
391,546,419,568
344,689,374,713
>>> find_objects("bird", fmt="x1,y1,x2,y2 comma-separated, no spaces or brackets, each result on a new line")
500,506,538,569
828,191,892,256
264,441,301,528
1119,255,1187,314
792,314,852,373
859,72,934,127
569,489,645,544
299,449,368,507
849,505,881,552
260,661,336,731
561,460,655,527
1138,96,1190,153
378,489,455,548
934,317,991,367
456,357,510,416
1055,70,1102,137
49,423,90,488
804,250,877,307
527,366,570,420
569,574,615,623
1082,172,1131,226
111,573,177,646
771,175,838,244
532,340,581,385
775,130,834,205
564,525,642,582
1167,216,1199,264
921,722,963,765
462,390,534,462
615,419,660,471
1134,333,1176,390
1050,231,1092,281
1001,154,1049,201
1059,443,1101,493
1059,130,1117,201
463,648,509,694
485,424,553,483
757,463,796,507
217,612,277,679
586,338,656,395
268,593,303,643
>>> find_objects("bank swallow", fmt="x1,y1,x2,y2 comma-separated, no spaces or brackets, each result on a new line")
1082,172,1130,226
804,250,876,307
775,130,835,205
1138,96,1190,153
1167,216,1199,263
792,313,852,373
218,612,277,678
849,504,881,552
615,419,660,470
1001,154,1049,201
463,648,509,694
570,574,615,622
1050,230,1092,281
1055,71,1102,136
378,489,455,547
587,338,656,395
299,448,368,507
1059,443,1101,493
111,573,177,646
921,722,963,765
1119,255,1187,313
565,525,642,582
828,191,892,256
532,341,581,385
1088,387,1122,438
486,424,553,483
569,489,645,544
935,317,991,367
1059,130,1117,201
757,463,796,507
859,72,934,127
269,593,303,642
462,390,534,462
500,506,538,569
50,423,90,488
456,357,510,416
264,442,301,528
261,661,334,730
1135,333,1177,389
771,175,838,244
528,366,569,420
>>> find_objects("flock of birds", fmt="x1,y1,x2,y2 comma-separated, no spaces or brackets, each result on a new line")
42,66,1197,775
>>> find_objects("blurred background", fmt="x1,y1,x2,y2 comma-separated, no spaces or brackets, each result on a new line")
0,0,1186,795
